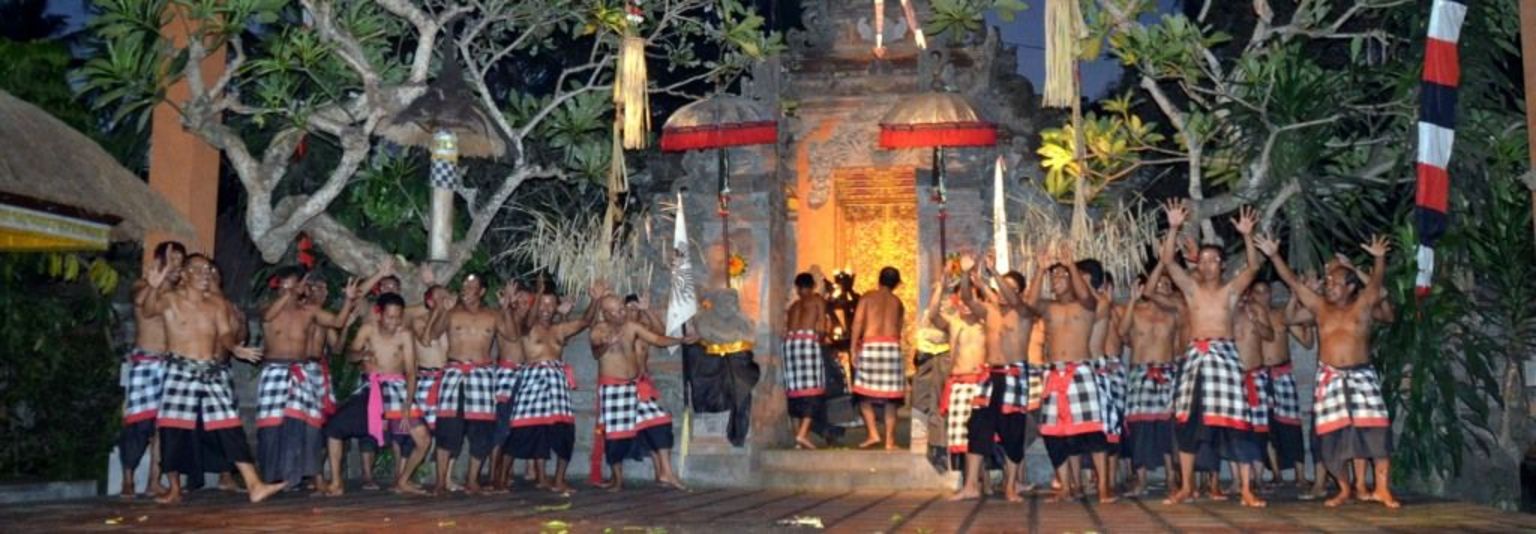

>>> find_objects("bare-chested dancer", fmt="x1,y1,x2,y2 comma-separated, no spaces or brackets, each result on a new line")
1026,243,1115,503
256,268,359,492
423,274,505,495
947,254,1034,502
591,293,694,491
850,267,906,450
144,255,283,504
118,241,185,498
1251,280,1314,489
1227,284,1275,499
784,273,832,449
507,288,593,494
1119,265,1183,497
410,285,451,479
321,293,430,496
1257,233,1399,508
1086,268,1126,492
489,282,532,493
1158,202,1267,507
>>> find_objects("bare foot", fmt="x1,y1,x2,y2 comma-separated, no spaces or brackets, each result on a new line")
154,490,182,505
431,485,450,497
1240,492,1267,508
1207,485,1228,502
146,482,167,496
946,487,981,502
219,478,243,493
119,482,136,500
1004,490,1024,503
535,479,554,492
1124,482,1146,498
660,476,689,491
795,437,818,450
1099,494,1119,504
321,482,345,498
464,482,483,496
395,482,427,496
249,482,284,503
884,442,899,451
1373,489,1400,509
857,437,882,449
605,481,623,493
361,480,382,491
549,481,576,494
1162,489,1192,505
1324,490,1352,507
1045,487,1073,503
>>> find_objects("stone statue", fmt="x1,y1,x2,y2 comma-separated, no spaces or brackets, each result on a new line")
682,289,760,447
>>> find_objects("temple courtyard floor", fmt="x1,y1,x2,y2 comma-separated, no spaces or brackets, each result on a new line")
4,484,1533,533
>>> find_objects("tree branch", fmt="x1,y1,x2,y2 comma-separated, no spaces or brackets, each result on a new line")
301,0,381,93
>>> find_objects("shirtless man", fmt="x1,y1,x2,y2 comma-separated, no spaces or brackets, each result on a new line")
1026,243,1114,503
119,241,185,498
1251,280,1314,489
946,254,1033,502
1257,234,1399,508
783,274,832,449
257,269,359,492
1158,202,1267,507
410,285,451,478
507,288,592,494
1228,285,1275,499
849,267,906,450
1118,268,1183,497
490,281,532,493
144,255,283,504
423,274,505,495
321,293,431,495
591,294,694,491
1086,269,1126,492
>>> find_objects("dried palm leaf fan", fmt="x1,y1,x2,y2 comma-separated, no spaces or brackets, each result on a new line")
379,47,507,262
1043,0,1091,244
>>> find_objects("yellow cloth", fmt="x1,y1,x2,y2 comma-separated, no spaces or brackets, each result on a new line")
703,340,754,356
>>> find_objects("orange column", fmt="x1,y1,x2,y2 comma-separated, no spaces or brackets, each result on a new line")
144,8,224,261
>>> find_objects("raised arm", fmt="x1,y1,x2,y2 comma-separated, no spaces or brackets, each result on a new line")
1159,201,1198,295
628,321,694,349
1228,206,1265,293
1118,280,1145,338
1255,234,1323,311
957,255,989,319
348,324,374,364
1286,295,1316,348
262,276,302,323
1060,244,1097,312
139,263,175,318
1360,235,1391,310
925,278,951,332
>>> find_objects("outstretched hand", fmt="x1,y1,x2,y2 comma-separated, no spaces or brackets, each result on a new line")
1234,206,1258,236
343,277,363,300
147,262,174,289
1163,199,1189,228
1362,235,1391,258
1254,234,1280,257
1129,279,1145,302
959,254,977,273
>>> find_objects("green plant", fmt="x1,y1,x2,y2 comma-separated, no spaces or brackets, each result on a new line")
1036,92,1166,202
927,0,1028,39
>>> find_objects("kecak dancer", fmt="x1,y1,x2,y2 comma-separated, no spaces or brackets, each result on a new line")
423,273,506,495
1158,202,1267,507
257,268,360,492
144,255,284,504
410,285,451,464
489,282,532,493
590,294,694,491
321,293,430,495
1228,284,1275,499
1118,267,1183,497
1027,243,1115,503
948,254,1035,502
1257,233,1399,508
119,241,185,498
1251,280,1314,489
850,267,907,450
1087,268,1126,491
507,288,592,494
783,273,831,449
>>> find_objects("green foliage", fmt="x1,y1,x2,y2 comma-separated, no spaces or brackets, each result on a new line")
0,253,126,481
927,0,1028,39
1036,93,1164,202
1107,14,1229,81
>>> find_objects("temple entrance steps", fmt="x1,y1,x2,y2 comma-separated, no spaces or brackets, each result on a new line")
755,449,958,491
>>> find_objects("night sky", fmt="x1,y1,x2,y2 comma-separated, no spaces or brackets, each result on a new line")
46,0,1179,100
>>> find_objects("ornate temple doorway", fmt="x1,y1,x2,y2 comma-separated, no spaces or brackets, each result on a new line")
832,166,920,340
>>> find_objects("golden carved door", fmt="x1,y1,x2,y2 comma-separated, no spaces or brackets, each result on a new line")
833,167,919,340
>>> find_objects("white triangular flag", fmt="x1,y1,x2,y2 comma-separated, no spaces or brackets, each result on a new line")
665,192,697,354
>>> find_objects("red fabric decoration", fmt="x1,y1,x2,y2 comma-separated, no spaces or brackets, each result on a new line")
878,122,997,149
659,121,779,152
267,275,280,289
292,134,308,161
297,233,315,269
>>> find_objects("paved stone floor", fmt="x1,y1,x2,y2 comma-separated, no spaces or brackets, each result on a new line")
5,484,1534,533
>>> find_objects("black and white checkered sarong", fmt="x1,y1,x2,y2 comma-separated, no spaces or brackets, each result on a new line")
1125,362,1176,422
977,362,1033,414
1314,363,1390,436
1173,339,1251,431
256,361,327,428
782,330,826,398
416,367,441,427
1268,363,1302,426
436,362,497,421
495,361,522,403
1092,357,1126,439
1039,361,1105,437
941,372,987,454
157,355,242,431
598,375,672,439
122,348,165,424
1243,367,1271,433
852,339,905,399
509,360,576,428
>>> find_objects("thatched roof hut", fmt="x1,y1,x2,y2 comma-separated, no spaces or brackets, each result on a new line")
0,90,194,251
